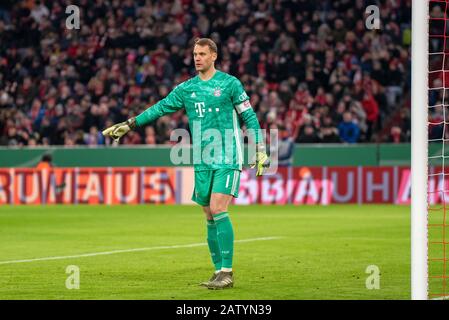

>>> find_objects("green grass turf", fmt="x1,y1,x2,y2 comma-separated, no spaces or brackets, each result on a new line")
0,204,410,300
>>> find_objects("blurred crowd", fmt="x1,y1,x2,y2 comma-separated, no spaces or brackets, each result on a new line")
0,0,412,147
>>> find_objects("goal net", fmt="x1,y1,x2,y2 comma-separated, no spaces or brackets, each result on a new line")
414,0,449,300
428,0,449,300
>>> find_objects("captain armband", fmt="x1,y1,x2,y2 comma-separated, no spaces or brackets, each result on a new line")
234,100,252,114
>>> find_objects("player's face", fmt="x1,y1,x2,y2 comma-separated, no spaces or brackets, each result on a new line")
193,45,217,72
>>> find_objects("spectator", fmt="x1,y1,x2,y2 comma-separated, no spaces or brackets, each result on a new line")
320,126,341,143
296,125,321,143
123,131,142,145
398,107,411,141
0,0,411,146
385,59,405,108
84,126,105,146
30,0,49,23
386,126,406,143
276,126,294,166
338,112,360,143
361,93,379,141
145,126,157,145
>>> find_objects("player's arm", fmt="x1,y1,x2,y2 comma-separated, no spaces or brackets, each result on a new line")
231,78,268,175
102,85,185,142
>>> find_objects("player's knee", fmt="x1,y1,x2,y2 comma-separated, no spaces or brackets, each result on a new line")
210,205,227,216
202,206,213,220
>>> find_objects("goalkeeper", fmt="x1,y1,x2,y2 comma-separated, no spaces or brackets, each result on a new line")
102,38,268,290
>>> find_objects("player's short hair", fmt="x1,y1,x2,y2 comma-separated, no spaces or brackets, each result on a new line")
194,38,218,54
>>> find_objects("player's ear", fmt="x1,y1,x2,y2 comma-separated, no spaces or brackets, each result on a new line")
212,52,217,62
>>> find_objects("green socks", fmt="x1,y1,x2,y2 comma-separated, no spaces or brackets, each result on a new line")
206,220,222,271
212,212,234,269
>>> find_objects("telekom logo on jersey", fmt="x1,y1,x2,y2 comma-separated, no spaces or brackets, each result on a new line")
194,102,206,117
168,120,279,174
194,102,221,117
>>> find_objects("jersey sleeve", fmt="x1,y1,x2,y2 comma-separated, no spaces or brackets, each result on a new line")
230,78,263,145
135,84,185,127
231,78,251,114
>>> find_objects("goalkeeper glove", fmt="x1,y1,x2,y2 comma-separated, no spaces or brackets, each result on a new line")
102,117,136,143
250,145,270,176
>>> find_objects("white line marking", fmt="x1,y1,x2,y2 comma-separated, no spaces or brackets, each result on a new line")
0,236,283,265
431,295,449,300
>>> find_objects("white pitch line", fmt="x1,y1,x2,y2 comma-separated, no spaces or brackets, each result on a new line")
431,295,449,300
0,236,283,265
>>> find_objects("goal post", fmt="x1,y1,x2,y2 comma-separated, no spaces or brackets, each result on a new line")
411,0,429,300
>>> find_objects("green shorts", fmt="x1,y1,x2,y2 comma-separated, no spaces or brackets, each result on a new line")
191,169,241,206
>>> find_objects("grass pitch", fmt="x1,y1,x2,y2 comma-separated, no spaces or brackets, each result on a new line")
0,204,410,300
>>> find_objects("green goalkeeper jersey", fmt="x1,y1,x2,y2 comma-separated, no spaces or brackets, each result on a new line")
135,70,263,171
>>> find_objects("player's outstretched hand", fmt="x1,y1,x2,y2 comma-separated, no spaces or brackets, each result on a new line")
102,117,136,143
250,145,270,176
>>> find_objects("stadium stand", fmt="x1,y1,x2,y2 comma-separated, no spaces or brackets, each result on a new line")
0,0,411,146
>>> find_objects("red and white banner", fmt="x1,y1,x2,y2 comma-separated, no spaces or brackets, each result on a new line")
235,166,412,205
0,166,426,205
0,167,178,205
